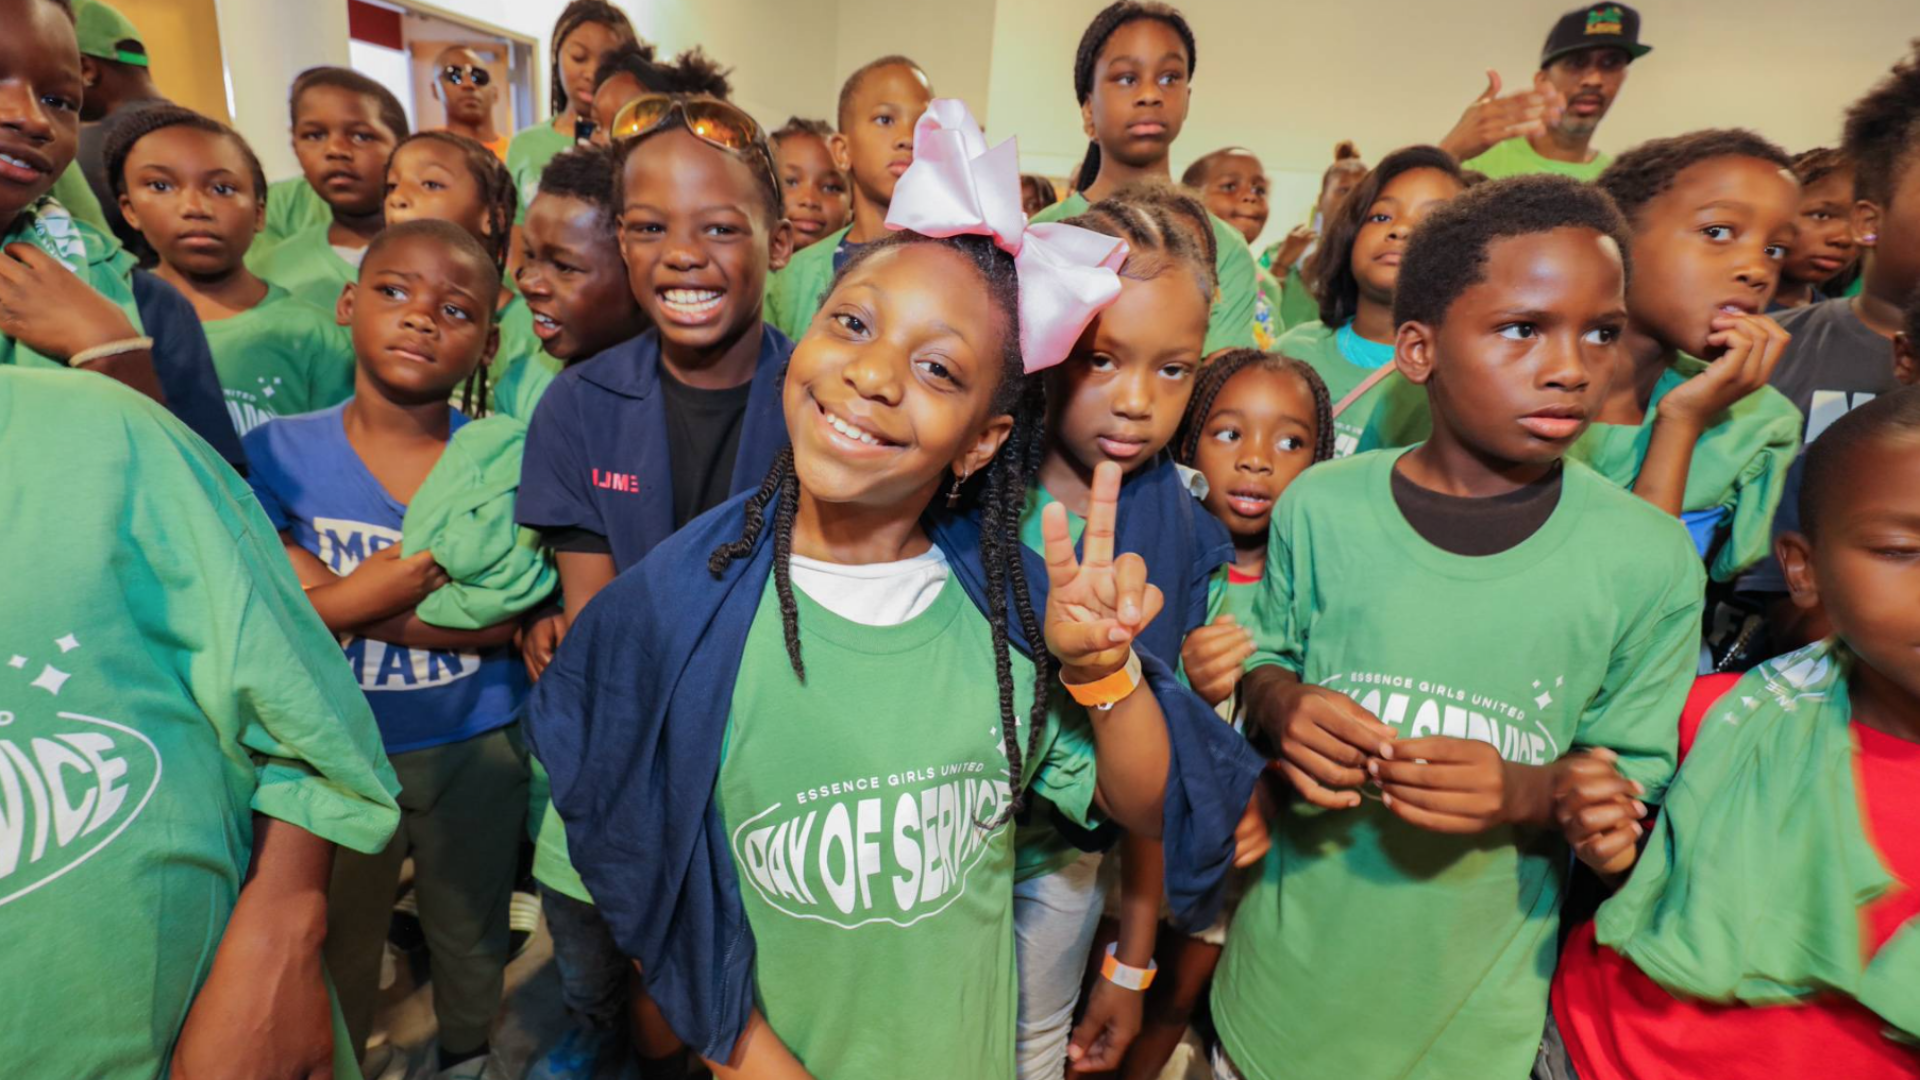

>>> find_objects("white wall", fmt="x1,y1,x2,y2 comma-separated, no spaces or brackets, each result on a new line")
979,0,1920,247
218,0,1920,248
831,0,997,130
213,0,350,182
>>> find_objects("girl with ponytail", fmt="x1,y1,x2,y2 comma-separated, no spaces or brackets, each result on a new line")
1030,1,1260,356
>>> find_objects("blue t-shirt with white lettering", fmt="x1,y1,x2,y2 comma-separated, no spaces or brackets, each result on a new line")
244,403,527,753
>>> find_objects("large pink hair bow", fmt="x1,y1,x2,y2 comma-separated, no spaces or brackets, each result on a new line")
884,99,1127,373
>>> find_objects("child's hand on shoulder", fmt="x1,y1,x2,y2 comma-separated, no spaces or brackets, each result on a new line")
1043,461,1165,684
1551,747,1647,876
1182,614,1256,707
1657,312,1791,432
0,243,139,362
1271,683,1395,810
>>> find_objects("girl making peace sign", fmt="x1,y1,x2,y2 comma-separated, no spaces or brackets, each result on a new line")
527,101,1260,1080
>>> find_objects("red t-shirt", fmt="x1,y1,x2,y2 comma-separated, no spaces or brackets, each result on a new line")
1553,674,1920,1080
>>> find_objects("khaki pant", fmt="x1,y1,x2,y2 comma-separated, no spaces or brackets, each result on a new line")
325,724,529,1058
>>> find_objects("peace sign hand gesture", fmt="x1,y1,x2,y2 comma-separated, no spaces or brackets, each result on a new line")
1042,462,1165,683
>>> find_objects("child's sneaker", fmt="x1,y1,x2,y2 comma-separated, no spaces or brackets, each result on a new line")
526,1026,615,1080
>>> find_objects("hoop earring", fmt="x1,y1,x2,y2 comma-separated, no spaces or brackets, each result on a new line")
946,470,969,508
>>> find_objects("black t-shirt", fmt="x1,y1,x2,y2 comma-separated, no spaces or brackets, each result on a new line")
831,237,867,274
1390,463,1563,557
660,368,753,529
1767,298,1896,439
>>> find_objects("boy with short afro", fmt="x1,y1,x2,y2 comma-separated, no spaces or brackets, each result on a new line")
1212,175,1702,1080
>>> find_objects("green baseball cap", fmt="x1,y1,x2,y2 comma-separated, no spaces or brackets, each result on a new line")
74,0,149,67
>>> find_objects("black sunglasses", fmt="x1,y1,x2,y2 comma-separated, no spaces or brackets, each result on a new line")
441,64,492,88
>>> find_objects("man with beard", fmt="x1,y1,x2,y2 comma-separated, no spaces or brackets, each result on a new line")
1438,3,1653,182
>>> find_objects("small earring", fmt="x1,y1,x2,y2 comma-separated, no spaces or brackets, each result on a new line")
1863,233,1879,244
946,471,969,508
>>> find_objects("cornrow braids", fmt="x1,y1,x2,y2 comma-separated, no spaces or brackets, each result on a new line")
390,131,519,272
1176,349,1335,465
103,103,268,205
548,1,637,117
1070,1,1197,193
708,231,1054,820
1315,145,1463,329
1064,182,1217,303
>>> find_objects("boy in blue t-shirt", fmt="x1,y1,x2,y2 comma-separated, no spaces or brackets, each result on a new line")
246,220,527,1079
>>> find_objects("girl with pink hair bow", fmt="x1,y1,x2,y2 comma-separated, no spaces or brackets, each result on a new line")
526,99,1264,1080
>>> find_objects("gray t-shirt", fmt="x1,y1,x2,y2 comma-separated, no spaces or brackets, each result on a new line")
1767,298,1895,441
1738,299,1892,599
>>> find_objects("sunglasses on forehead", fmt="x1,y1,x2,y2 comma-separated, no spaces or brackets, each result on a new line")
611,94,778,180
441,64,492,88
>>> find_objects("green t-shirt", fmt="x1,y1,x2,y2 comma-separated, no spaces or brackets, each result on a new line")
0,197,143,371
1011,488,1091,882
484,293,554,420
720,571,1097,1080
507,123,575,226
1463,137,1613,182
255,177,331,262
1276,263,1320,333
1563,354,1801,582
1033,192,1259,355
0,367,400,1077
1212,450,1701,1080
201,284,354,435
1195,565,1263,721
763,225,849,343
251,223,362,315
49,161,112,234
1277,320,1429,457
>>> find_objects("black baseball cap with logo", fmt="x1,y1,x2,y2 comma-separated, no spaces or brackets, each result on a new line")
1540,3,1653,68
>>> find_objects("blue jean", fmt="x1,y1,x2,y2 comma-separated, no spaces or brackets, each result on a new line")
540,886,630,1030
1012,851,1107,1080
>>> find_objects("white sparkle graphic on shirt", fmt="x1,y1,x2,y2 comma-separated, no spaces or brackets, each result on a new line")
54,634,78,653
29,666,70,695
6,656,22,669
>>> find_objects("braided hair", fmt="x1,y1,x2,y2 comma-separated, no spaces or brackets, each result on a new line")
707,232,1054,821
1064,182,1217,303
547,1,637,117
1071,2,1198,194
388,131,518,272
387,133,515,419
1176,348,1335,466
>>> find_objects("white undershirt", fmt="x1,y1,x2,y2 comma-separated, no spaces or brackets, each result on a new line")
332,244,368,268
788,547,950,627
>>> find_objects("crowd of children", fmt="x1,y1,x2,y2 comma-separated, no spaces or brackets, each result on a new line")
3,0,1919,1078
